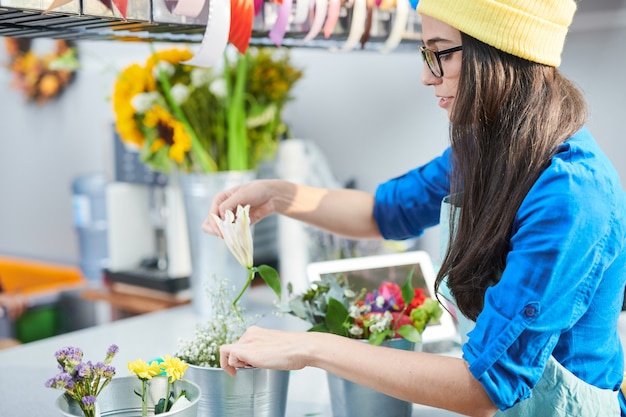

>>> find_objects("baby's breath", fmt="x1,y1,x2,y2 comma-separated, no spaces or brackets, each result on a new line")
176,277,249,368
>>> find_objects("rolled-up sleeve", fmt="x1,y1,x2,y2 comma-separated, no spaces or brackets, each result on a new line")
374,148,452,240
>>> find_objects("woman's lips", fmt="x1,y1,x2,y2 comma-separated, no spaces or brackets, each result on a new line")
439,96,453,109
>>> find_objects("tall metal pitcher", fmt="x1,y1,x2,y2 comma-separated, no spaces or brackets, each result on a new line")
178,171,256,318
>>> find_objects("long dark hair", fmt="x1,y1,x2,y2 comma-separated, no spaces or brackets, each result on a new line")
435,33,587,321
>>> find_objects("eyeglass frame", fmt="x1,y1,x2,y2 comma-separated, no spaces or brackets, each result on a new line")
419,45,463,78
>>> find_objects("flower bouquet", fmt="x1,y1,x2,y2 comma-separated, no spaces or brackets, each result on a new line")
127,354,193,416
112,46,303,174
46,344,200,417
286,270,443,417
45,345,118,417
286,268,443,345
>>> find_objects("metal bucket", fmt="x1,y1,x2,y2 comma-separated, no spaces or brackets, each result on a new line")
326,338,416,417
178,171,256,319
55,376,201,417
185,365,289,417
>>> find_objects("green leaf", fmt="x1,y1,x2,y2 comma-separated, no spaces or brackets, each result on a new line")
325,298,350,337
401,267,416,306
287,299,308,320
368,331,388,346
154,398,167,414
308,322,330,333
397,325,422,343
258,264,281,300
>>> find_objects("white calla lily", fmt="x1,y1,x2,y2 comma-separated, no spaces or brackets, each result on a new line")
210,204,254,269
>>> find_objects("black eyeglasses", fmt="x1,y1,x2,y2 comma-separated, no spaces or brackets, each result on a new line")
419,45,463,78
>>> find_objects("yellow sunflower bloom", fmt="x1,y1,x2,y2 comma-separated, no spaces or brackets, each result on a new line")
112,63,151,147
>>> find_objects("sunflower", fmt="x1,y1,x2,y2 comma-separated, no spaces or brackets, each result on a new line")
143,105,192,164
112,46,303,174
112,63,151,147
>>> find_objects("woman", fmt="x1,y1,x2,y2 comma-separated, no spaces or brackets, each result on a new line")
205,0,626,415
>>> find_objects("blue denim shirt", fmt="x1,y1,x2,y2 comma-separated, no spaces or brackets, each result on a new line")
374,127,626,410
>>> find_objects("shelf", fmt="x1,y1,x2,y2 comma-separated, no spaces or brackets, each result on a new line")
0,0,422,49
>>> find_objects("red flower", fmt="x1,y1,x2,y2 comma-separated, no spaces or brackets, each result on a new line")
407,288,426,313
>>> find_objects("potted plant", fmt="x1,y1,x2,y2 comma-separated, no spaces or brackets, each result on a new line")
285,270,443,417
46,345,201,417
175,205,288,417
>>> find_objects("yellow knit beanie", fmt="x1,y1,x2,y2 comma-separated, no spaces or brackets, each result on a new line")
416,0,577,67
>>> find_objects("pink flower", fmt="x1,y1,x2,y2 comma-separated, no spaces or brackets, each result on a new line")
391,312,413,338
379,282,404,310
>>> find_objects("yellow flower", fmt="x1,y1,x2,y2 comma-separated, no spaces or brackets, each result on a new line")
145,48,194,91
160,355,189,382
127,359,162,380
112,46,302,174
112,63,150,147
143,105,192,164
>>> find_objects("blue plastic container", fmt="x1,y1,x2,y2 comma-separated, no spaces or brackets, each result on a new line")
71,173,109,282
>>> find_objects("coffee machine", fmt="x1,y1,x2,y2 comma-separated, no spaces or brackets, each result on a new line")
104,134,191,300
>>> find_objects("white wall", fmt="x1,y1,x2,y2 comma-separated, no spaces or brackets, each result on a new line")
0,19,625,267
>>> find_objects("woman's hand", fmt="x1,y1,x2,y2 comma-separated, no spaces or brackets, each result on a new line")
219,326,310,376
202,180,293,236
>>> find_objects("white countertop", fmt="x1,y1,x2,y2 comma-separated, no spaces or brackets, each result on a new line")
2,286,624,417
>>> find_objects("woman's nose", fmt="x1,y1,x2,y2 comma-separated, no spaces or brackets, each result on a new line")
420,62,441,86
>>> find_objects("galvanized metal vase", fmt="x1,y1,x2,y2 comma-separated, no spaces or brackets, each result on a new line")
178,171,256,318
184,365,290,417
326,338,418,417
55,376,201,417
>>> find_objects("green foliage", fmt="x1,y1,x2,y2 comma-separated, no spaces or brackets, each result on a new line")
257,264,281,300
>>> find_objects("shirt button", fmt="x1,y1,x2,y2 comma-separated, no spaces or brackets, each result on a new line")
523,305,537,318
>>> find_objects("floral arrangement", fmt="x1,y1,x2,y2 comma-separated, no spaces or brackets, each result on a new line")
176,204,281,367
112,46,303,174
4,37,79,104
127,355,190,415
45,344,119,417
286,270,443,345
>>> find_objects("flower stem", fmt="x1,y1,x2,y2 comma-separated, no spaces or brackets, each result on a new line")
225,52,249,171
154,55,218,173
232,268,255,320
164,378,171,413
141,379,147,417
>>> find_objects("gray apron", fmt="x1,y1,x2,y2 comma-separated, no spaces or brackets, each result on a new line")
438,196,620,416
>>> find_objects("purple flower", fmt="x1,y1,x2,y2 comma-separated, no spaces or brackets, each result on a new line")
74,362,92,379
105,344,119,364
57,351,83,373
93,362,116,378
365,290,396,313
55,346,83,361
45,372,75,390
81,395,97,406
